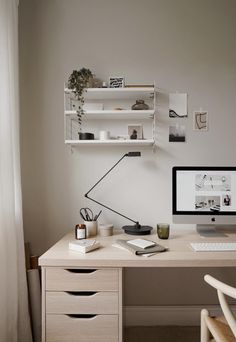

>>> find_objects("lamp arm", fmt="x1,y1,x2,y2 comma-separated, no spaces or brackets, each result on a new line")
85,193,139,225
85,153,128,196
84,153,139,226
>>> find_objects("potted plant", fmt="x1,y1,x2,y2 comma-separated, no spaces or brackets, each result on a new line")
67,68,93,131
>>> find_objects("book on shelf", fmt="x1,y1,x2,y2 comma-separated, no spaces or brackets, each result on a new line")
69,240,100,253
113,239,166,256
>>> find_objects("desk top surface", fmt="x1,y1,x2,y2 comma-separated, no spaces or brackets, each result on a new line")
39,228,236,268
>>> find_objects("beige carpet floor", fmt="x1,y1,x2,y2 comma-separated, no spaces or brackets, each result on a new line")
125,326,200,342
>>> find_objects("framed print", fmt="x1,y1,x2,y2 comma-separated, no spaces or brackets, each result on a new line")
169,124,186,142
109,77,124,88
169,93,188,118
128,124,143,140
193,111,208,131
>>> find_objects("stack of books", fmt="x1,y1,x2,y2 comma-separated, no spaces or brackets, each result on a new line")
113,238,166,257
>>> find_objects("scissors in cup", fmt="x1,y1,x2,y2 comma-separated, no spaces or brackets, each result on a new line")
80,207,94,221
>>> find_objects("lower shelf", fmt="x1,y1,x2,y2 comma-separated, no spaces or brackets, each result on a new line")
65,139,154,146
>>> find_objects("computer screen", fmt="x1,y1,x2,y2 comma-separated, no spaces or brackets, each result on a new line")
172,167,236,232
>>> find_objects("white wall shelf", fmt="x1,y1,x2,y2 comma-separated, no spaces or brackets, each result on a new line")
65,139,154,146
64,84,156,147
65,87,155,100
65,109,155,120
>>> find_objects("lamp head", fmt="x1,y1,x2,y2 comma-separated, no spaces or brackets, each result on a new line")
126,151,141,157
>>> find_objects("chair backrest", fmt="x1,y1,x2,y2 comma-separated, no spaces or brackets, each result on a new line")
204,274,236,338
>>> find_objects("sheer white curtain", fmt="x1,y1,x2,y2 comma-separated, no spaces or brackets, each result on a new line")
0,0,32,341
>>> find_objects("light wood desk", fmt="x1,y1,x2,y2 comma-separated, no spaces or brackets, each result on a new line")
39,228,236,342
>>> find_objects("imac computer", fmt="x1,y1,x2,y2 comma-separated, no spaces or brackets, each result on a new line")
172,166,236,236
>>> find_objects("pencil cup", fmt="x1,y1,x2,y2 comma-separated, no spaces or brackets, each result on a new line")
157,223,170,239
84,221,97,238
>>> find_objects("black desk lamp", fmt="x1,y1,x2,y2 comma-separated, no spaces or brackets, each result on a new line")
85,152,153,235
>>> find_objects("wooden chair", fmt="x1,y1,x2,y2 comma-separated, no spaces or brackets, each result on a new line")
201,274,236,342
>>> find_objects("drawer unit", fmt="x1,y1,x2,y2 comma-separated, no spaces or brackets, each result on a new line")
46,314,118,342
46,268,118,291
46,291,118,314
42,267,122,342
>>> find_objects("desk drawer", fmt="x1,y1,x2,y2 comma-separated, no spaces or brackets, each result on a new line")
46,268,118,291
46,314,118,342
46,291,118,314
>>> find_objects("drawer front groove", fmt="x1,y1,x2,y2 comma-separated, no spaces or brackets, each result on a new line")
65,269,96,274
46,314,118,342
46,268,118,291
46,291,118,314
66,291,97,296
66,314,97,319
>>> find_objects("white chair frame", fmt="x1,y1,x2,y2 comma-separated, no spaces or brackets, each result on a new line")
201,274,236,342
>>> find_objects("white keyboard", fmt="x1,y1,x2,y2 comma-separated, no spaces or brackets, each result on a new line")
190,242,236,252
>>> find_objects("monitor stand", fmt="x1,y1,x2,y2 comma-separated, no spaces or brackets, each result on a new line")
196,225,227,237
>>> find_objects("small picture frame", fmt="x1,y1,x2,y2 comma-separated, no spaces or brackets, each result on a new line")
109,77,124,88
169,124,186,142
128,124,143,140
193,111,208,131
169,93,188,118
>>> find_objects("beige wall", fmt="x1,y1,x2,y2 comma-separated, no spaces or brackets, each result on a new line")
19,0,236,305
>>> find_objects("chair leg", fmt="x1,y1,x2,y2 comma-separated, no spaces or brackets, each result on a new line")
201,309,210,342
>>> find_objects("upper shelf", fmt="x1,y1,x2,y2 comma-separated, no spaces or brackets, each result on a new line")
64,87,155,99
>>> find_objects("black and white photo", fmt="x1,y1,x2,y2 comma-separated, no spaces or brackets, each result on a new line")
195,174,231,191
222,194,231,206
169,93,188,118
195,195,221,211
169,124,186,142
128,124,143,140
109,77,124,88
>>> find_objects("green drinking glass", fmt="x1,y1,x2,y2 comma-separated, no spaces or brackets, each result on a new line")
157,223,170,239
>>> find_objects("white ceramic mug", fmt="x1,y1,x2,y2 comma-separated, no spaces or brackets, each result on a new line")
99,130,110,140
84,221,97,237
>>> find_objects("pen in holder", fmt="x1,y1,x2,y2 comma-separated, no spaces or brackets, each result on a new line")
84,220,97,238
